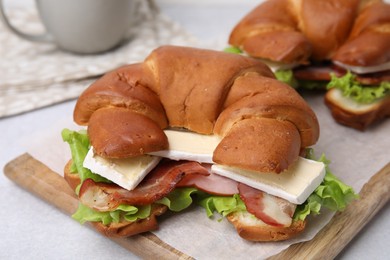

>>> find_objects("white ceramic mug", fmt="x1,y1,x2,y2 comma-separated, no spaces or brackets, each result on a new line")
0,0,137,54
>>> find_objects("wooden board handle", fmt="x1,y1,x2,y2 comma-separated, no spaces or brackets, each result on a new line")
268,162,390,260
3,153,78,215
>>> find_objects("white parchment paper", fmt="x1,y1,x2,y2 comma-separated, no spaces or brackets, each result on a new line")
24,91,390,259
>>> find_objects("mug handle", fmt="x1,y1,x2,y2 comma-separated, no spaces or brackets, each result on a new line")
0,0,53,42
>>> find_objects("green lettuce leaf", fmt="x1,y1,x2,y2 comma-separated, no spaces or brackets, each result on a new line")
327,71,390,104
156,187,199,212
293,149,358,221
72,203,151,225
275,69,328,90
72,188,201,225
223,46,243,54
275,69,299,89
61,128,110,184
198,193,246,218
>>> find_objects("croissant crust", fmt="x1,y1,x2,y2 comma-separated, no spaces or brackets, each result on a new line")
74,46,319,173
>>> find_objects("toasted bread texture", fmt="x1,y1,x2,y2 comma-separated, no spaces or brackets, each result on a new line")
229,1,390,129
73,46,319,174
227,210,306,242
229,0,390,66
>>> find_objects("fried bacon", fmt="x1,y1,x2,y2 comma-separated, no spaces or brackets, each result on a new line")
79,160,209,211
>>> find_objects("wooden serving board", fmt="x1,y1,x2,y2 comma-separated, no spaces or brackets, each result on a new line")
4,153,390,259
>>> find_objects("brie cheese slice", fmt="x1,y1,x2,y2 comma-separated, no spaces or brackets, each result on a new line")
149,129,221,163
333,60,390,74
211,157,325,204
260,59,300,72
83,147,161,190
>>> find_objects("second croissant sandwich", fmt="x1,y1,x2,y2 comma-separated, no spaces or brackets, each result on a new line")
62,46,356,242
227,0,390,130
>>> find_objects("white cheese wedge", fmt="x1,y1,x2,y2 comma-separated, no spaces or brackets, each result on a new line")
259,59,299,72
149,129,222,163
211,157,325,204
333,60,390,74
83,147,161,190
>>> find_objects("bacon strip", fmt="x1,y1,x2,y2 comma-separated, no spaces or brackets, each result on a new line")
355,70,390,85
79,158,297,227
293,64,343,82
294,64,390,85
177,164,239,196
238,183,296,227
79,160,209,211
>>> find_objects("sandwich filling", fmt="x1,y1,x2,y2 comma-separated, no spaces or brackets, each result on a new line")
225,46,390,103
62,128,357,230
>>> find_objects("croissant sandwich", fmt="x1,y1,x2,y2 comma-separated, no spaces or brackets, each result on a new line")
62,46,356,242
227,0,390,130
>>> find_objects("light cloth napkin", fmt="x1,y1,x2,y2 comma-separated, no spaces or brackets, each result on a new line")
0,0,199,117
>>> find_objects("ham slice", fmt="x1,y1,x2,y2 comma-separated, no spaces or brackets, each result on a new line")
293,64,390,85
293,64,343,82
238,183,296,227
79,158,297,227
177,164,239,196
79,160,209,211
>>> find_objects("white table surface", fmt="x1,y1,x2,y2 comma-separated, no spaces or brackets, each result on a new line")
1,1,389,259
